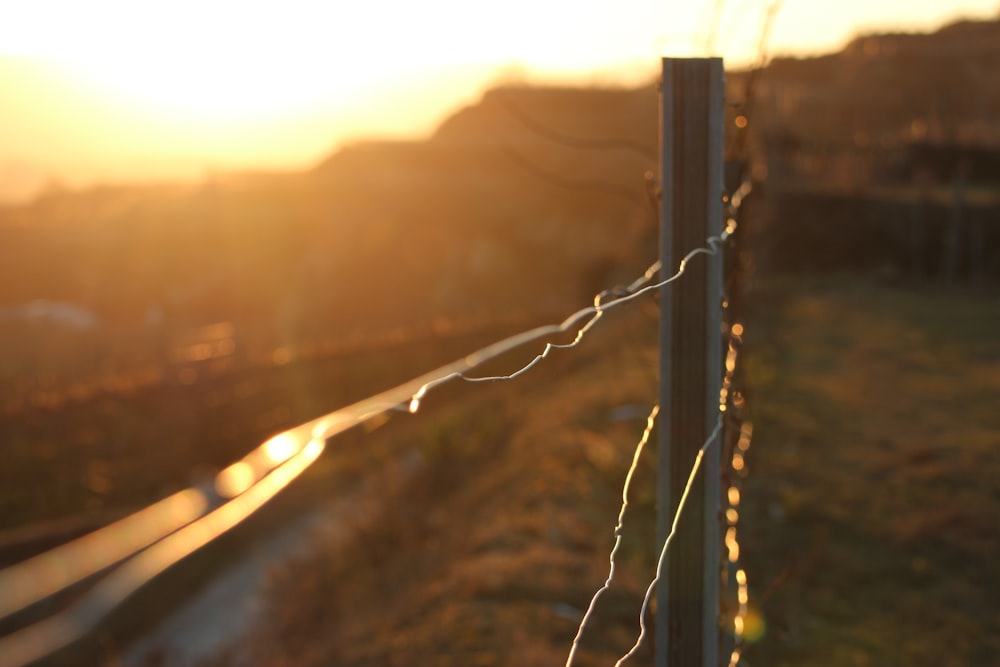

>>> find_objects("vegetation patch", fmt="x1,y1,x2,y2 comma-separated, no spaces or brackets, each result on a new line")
742,275,1000,666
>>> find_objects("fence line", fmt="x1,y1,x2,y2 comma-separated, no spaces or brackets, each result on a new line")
0,440,323,667
1,69,762,664
605,324,753,667
0,193,753,666
566,179,754,666
410,217,739,410
566,403,660,667
619,415,726,666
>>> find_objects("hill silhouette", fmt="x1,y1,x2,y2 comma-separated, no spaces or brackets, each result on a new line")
0,86,658,355
5,15,999,343
3,15,999,528
744,17,1000,184
3,16,1000,667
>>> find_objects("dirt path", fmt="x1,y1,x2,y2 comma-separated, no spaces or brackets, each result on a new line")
120,507,329,667
117,452,415,667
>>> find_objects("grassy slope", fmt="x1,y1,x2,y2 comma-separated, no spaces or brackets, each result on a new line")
0,324,536,537
743,276,1000,666
215,303,665,667
207,274,1000,667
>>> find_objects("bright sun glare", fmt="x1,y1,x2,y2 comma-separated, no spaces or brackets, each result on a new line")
0,0,659,126
2,0,502,128
0,0,997,202
18,4,394,123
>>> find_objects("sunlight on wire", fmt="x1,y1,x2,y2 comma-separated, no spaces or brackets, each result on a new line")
0,438,324,667
616,416,724,667
727,420,756,666
408,227,737,413
0,489,208,623
566,404,659,667
719,318,756,665
0,174,756,666
408,178,753,413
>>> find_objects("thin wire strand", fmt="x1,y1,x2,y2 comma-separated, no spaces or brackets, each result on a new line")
728,1,785,160
615,416,725,666
409,226,738,413
566,404,659,667
551,177,753,665
716,174,754,665
0,74,763,664
699,0,728,54
0,200,752,663
495,93,658,161
724,431,752,667
502,144,648,206
717,173,754,665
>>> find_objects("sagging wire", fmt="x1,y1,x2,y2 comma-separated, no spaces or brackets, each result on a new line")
407,224,738,413
501,144,649,207
3,160,755,661
566,176,754,665
728,0,785,161
611,323,751,667
562,344,751,667
698,0,728,55
565,404,659,667
495,92,658,161
496,93,662,261
616,416,726,667
565,324,754,667
417,177,750,407
493,85,662,238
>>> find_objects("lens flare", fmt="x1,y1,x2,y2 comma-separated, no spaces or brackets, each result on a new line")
264,433,300,464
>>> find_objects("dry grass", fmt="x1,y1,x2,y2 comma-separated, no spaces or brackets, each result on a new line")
742,274,1000,666
212,303,663,667
134,273,1000,667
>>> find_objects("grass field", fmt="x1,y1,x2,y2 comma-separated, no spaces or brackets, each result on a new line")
742,275,1000,666
15,273,998,666
222,274,1000,667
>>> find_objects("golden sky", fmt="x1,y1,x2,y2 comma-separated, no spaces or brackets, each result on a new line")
0,0,997,202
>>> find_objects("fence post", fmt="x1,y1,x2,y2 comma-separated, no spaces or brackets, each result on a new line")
657,57,725,667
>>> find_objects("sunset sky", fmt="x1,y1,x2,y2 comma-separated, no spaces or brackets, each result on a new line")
0,0,997,202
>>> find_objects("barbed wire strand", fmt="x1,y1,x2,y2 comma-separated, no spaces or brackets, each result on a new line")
616,415,725,666
565,403,659,667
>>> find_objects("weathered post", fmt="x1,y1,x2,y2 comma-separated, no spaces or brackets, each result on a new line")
657,57,725,667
